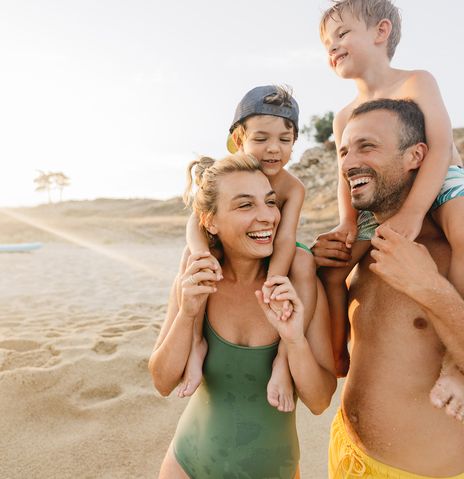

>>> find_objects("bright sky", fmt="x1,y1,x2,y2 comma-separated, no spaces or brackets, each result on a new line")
1,0,463,207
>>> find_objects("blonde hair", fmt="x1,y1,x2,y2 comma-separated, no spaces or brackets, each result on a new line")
320,0,401,59
183,153,262,244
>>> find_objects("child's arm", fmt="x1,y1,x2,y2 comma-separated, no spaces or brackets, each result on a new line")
266,176,305,280
334,110,359,248
385,71,453,240
187,212,210,253
186,212,222,277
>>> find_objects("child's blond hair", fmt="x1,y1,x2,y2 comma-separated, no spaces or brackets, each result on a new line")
320,0,401,59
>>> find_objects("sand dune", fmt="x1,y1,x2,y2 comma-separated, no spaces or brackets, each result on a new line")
0,199,341,479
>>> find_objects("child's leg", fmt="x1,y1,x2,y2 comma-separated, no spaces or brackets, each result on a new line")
267,248,317,412
430,196,464,420
176,246,208,398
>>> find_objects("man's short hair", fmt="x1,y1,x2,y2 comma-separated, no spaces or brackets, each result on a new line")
320,0,402,60
351,98,426,151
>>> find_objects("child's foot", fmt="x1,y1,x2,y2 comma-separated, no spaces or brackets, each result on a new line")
267,359,295,413
430,355,464,422
177,338,208,398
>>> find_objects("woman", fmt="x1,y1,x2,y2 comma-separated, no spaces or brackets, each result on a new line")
149,154,336,478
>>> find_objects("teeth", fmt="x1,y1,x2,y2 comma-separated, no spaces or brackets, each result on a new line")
350,177,371,188
247,230,272,239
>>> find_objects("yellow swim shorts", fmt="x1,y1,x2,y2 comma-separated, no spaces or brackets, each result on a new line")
328,409,464,479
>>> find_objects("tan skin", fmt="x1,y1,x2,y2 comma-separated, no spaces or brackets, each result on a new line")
319,13,464,406
181,115,317,413
149,170,336,478
331,110,464,476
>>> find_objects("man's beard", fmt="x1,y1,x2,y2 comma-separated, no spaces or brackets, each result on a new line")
349,167,415,215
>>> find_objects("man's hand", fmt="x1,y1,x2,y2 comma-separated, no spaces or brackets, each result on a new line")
370,224,439,296
311,228,352,268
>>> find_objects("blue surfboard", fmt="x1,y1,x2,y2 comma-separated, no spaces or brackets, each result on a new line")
0,242,43,253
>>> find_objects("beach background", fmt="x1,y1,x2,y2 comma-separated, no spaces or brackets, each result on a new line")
1,129,463,478
1,0,464,477
0,196,342,479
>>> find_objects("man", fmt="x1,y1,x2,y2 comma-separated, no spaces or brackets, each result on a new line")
313,99,464,478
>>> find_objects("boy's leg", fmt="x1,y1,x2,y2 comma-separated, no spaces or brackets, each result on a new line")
430,196,464,421
267,248,317,412
176,246,208,398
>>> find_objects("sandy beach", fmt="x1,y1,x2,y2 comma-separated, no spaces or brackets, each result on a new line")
0,199,341,479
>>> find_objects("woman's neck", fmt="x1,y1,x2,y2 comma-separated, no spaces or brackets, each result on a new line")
221,255,267,284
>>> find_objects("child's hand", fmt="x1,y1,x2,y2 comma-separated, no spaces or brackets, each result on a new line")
256,276,304,343
262,281,293,320
379,210,424,241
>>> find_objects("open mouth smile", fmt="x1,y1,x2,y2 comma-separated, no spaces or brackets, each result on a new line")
349,176,371,192
333,53,347,67
246,230,273,242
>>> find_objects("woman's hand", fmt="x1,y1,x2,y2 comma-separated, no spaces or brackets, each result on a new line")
180,252,221,319
255,276,305,344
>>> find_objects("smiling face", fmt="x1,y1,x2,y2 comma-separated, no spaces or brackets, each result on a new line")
322,11,378,79
238,115,294,177
339,110,417,217
208,170,281,260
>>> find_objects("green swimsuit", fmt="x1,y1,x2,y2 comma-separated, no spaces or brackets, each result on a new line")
173,317,300,479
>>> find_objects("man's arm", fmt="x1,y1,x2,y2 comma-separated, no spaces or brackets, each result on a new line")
370,225,464,370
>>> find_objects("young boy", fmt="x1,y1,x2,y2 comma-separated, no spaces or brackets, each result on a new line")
179,85,318,413
316,0,464,421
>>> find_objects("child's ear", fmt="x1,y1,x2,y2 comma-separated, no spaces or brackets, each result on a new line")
375,18,392,44
231,132,243,151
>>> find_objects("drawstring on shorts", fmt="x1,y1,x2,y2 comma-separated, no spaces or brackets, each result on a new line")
334,444,368,478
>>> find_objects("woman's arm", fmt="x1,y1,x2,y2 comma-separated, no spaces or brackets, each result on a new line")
256,276,337,414
148,252,218,396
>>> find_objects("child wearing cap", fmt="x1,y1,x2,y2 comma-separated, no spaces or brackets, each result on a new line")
179,85,325,413
315,0,464,419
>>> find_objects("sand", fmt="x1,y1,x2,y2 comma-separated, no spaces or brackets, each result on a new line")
0,199,342,479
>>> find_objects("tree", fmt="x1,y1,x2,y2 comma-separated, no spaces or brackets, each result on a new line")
53,172,71,202
33,170,71,203
34,170,54,203
302,111,334,145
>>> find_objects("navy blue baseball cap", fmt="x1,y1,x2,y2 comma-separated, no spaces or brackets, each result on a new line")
227,85,299,153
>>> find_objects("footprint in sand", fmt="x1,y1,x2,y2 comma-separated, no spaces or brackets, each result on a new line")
0,343,61,371
79,384,122,405
101,323,146,338
0,339,41,352
92,340,118,355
